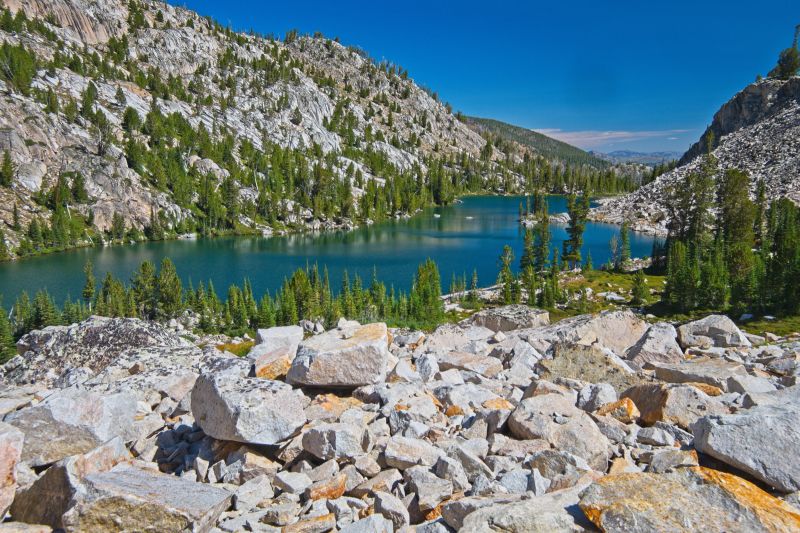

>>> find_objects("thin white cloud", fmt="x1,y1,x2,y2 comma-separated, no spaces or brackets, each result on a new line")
534,128,691,149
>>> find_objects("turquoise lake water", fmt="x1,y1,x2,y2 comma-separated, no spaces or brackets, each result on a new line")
0,195,656,304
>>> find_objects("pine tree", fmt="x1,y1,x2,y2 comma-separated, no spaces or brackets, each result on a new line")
620,221,631,264
11,203,20,230
156,258,183,319
718,169,756,313
520,229,535,271
0,302,14,364
563,193,589,269
665,240,699,312
630,269,648,305
0,150,14,187
409,259,444,326
82,259,95,308
497,245,516,305
698,237,729,310
44,87,59,114
32,290,59,329
533,200,550,271
131,260,157,319
0,228,9,261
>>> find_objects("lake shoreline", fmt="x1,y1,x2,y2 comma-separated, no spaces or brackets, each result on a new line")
0,195,656,306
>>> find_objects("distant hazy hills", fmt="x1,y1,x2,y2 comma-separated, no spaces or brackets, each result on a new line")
463,116,610,169
590,150,682,165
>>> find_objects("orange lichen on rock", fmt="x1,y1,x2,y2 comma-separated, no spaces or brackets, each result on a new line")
594,398,640,423
482,398,514,410
579,467,800,532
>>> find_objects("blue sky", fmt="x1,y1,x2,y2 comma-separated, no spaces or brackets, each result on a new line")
174,0,797,153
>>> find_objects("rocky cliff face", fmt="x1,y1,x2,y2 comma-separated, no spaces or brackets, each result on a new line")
0,0,490,250
1,308,799,530
591,77,800,235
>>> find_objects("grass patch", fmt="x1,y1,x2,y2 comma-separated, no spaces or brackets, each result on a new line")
564,269,666,295
739,316,800,337
216,340,254,357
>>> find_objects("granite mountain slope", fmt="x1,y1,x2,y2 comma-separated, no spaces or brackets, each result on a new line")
0,0,493,251
591,77,800,235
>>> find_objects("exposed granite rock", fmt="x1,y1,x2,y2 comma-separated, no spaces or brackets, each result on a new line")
2,316,192,387
677,315,751,349
624,322,683,367
191,365,307,445
622,383,729,430
693,403,800,492
287,323,391,388
580,467,800,532
0,422,24,517
4,388,137,466
61,463,232,532
468,305,550,332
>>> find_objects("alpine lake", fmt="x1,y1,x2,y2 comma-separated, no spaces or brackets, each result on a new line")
0,195,656,304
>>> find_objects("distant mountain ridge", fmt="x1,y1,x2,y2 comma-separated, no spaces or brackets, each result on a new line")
591,150,682,165
463,116,610,169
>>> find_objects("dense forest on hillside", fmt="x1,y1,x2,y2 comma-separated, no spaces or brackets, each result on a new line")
0,1,639,262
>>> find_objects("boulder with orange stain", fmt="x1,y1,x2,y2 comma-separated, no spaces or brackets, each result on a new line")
0,422,23,518
305,473,347,501
622,383,728,430
594,398,640,424
579,467,800,532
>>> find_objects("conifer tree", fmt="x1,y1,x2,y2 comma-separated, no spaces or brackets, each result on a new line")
0,150,14,187
131,260,157,319
533,199,550,271
0,228,9,261
620,221,631,264
630,269,648,305
497,245,516,305
0,302,14,363
156,258,183,319
82,259,95,308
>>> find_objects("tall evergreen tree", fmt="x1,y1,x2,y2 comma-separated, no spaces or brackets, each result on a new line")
156,258,183,319
718,169,756,312
0,150,14,187
131,260,157,319
563,193,589,269
619,221,631,265
82,259,95,308
0,302,14,363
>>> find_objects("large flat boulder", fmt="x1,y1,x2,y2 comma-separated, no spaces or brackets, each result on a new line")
537,342,641,394
2,316,192,387
692,404,800,492
652,357,748,391
61,464,232,532
469,305,550,332
525,310,649,356
624,322,683,367
461,479,594,532
622,383,729,430
508,393,609,470
677,315,751,349
0,422,23,517
436,351,503,377
4,388,137,466
579,467,800,532
11,438,130,529
192,364,306,445
287,323,391,387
